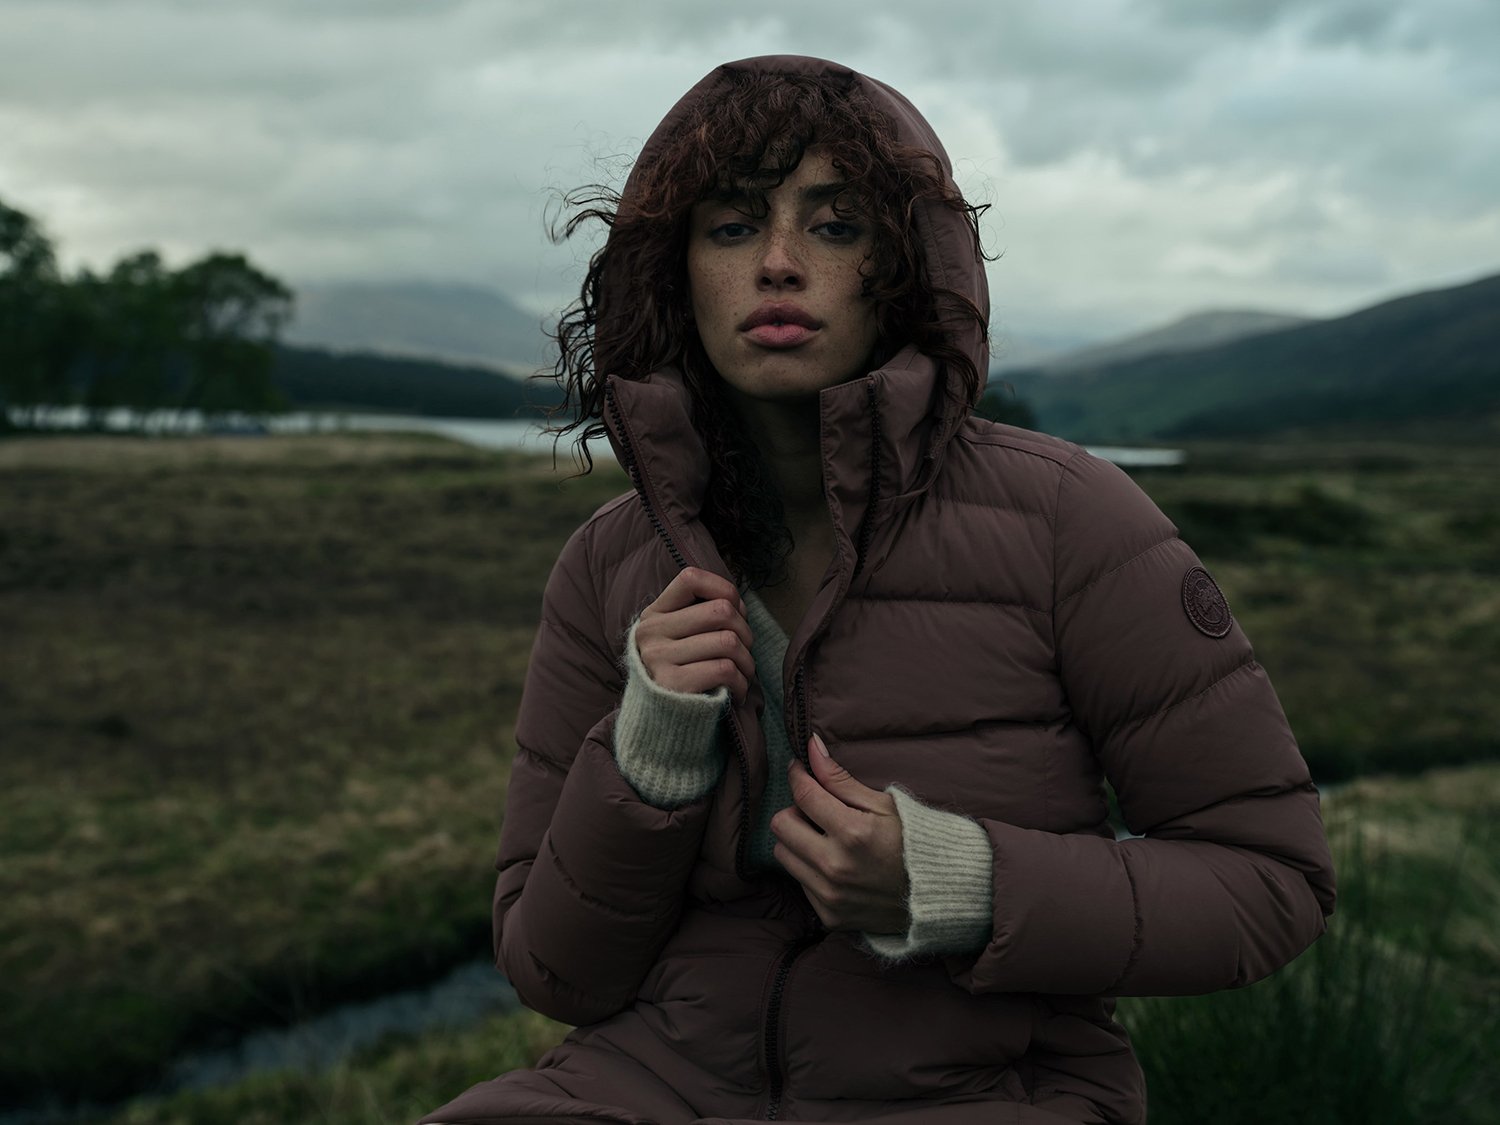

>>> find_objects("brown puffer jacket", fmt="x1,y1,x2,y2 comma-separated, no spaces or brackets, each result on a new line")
420,55,1336,1125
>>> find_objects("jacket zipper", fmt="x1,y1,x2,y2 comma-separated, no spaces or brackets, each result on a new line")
608,377,875,1120
793,665,810,765
604,380,756,879
761,929,825,1120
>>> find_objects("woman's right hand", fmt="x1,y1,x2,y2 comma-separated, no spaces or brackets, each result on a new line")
634,567,755,704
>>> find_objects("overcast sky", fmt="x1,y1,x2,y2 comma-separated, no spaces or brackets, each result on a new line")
3,0,1498,349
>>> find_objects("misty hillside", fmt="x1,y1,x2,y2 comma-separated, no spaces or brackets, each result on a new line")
272,346,563,420
999,271,1500,443
1025,308,1314,374
284,281,553,374
990,327,1102,369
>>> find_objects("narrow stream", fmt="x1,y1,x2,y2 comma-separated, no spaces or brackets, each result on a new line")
1,959,518,1124
164,958,518,1092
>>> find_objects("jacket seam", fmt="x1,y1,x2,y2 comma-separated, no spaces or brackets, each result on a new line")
832,716,1063,741
845,593,1049,615
544,837,667,922
1107,849,1145,993
587,529,663,606
1049,456,1070,656
539,612,615,668
1054,534,1178,610
515,740,569,777
1137,779,1317,835
888,493,1057,520
522,949,623,1022
954,429,1079,467
1109,656,1258,740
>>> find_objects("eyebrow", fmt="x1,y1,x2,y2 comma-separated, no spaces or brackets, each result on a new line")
705,181,854,207
799,182,849,205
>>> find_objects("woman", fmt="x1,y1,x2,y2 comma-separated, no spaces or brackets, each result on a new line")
420,55,1336,1125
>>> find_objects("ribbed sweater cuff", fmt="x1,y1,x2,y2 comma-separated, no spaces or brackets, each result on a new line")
862,785,994,961
612,616,729,809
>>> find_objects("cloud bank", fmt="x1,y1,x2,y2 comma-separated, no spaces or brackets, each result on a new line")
2,0,1497,343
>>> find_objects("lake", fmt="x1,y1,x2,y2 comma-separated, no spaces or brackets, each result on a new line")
10,406,1185,467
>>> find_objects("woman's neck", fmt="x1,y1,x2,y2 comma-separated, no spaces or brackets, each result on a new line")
728,392,826,524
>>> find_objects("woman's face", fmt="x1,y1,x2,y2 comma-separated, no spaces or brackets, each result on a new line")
686,147,880,404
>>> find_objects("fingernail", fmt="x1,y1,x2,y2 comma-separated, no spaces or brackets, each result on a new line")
811,732,829,757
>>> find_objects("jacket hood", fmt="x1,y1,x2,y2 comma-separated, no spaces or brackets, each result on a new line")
616,54,990,384
600,56,990,579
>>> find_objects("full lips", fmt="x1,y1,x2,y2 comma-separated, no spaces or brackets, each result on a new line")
744,324,818,348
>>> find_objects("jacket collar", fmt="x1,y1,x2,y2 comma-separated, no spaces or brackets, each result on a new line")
603,343,964,583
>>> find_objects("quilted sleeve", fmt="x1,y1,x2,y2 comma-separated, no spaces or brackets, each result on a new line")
490,518,715,1025
954,450,1336,997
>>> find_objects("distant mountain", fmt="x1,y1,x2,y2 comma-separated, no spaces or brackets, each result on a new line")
990,328,1103,370
1023,309,1314,375
283,281,553,374
999,271,1500,443
272,345,563,420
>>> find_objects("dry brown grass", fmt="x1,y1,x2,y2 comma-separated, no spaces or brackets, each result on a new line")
1,432,626,1103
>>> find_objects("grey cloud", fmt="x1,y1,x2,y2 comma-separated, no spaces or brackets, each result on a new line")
1271,242,1391,288
1,0,1495,340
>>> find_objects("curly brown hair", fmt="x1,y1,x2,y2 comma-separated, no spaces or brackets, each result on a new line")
538,66,991,589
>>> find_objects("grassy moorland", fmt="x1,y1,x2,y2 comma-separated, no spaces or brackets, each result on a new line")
89,767,1500,1125
1,430,1496,1119
0,433,627,1107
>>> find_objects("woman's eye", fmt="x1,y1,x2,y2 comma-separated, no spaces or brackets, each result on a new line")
710,221,755,241
815,220,862,242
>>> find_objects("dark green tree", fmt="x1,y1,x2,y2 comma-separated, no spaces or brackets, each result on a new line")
73,251,183,429
0,199,67,427
974,383,1038,430
171,252,293,422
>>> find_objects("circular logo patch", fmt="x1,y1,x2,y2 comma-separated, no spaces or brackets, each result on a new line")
1182,566,1233,638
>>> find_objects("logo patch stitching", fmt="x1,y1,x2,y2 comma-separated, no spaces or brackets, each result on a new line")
1182,566,1232,638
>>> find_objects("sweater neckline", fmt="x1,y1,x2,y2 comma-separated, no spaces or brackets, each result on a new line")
741,589,791,702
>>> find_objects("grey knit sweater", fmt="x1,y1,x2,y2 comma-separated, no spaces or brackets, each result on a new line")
613,588,993,959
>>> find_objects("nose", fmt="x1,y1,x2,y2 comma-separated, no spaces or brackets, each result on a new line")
757,230,804,291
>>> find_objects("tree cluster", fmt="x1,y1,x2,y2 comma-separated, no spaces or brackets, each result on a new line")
0,197,292,431
975,384,1038,430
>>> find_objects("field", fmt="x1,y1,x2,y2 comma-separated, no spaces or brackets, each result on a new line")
1,430,1496,1122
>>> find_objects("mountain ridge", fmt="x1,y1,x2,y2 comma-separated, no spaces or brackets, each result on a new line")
1020,308,1315,375
284,280,553,374
999,269,1500,443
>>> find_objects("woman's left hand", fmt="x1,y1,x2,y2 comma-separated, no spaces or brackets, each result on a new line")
771,732,910,934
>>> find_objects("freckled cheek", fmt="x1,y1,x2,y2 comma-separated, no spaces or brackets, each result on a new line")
690,265,738,329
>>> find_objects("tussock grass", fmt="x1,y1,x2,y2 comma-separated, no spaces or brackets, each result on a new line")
1120,767,1500,1125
